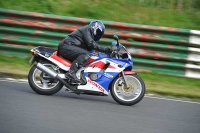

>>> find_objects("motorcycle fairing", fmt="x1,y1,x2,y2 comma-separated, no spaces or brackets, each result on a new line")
50,52,72,67
34,46,56,57
31,47,71,71
31,46,134,95
78,77,109,95
82,57,133,93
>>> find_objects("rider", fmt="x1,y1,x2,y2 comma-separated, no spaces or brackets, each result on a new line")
58,20,113,84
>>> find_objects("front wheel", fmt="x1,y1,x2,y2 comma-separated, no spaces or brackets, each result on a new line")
110,74,145,106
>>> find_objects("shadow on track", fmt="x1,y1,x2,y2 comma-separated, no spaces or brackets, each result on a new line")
21,86,118,105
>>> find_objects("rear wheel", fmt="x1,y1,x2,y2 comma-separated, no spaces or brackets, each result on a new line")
110,74,145,106
28,61,63,95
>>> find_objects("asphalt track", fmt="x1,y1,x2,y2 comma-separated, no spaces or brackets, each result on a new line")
0,80,200,133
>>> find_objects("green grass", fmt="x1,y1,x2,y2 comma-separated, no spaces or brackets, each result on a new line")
0,55,200,100
138,72,200,100
0,54,31,78
0,0,200,30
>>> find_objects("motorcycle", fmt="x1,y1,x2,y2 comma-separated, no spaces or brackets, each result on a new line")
28,35,145,106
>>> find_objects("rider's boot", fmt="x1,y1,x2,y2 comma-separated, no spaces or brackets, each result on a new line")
65,54,90,85
65,61,82,84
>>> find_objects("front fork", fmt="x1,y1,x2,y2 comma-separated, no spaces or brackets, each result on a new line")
121,71,130,89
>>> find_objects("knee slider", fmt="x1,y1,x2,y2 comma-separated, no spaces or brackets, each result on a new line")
78,54,90,62
83,54,90,61
76,54,90,68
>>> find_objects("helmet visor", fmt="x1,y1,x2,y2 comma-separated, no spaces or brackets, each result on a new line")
96,28,104,38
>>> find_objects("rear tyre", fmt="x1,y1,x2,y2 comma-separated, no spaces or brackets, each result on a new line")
28,61,63,95
110,74,145,106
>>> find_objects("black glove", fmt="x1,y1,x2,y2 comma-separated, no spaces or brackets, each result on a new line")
105,47,113,54
110,50,118,58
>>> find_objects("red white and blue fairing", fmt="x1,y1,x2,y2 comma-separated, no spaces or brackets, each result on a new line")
31,42,134,95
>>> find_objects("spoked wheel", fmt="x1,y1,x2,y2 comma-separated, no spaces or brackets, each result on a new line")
111,74,145,106
28,61,63,95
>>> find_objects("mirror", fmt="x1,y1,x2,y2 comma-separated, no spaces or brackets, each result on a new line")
113,35,119,40
113,35,119,46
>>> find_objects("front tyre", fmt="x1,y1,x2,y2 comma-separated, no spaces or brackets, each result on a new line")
28,62,63,95
111,74,145,106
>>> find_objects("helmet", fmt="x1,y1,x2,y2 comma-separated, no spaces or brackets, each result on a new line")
89,20,105,41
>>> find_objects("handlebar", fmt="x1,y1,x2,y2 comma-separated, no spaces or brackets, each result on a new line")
110,50,119,58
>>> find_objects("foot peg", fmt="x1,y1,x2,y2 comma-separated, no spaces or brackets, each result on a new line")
65,72,81,84
65,72,86,85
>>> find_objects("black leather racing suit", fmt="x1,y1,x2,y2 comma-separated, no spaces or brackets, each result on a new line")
58,25,112,83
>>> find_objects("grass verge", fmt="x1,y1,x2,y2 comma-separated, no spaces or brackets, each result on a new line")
138,73,200,101
0,55,200,101
0,0,200,30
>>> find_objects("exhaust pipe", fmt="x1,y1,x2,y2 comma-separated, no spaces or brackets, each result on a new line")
36,63,57,78
36,63,77,91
